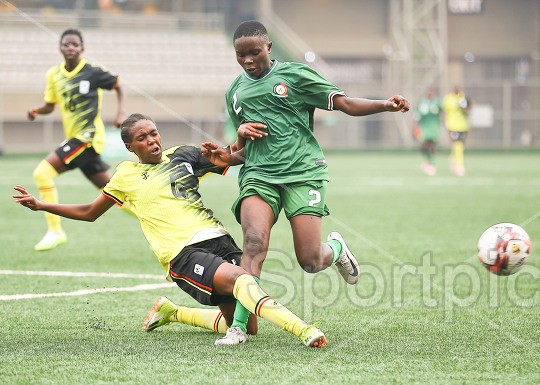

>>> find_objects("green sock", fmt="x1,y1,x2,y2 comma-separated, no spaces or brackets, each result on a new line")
230,276,260,332
326,239,343,264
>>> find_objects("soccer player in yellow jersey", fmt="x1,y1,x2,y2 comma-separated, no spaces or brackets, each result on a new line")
27,29,126,251
12,113,327,348
443,85,471,176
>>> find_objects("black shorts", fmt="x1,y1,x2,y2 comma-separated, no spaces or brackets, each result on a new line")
449,131,468,142
55,138,110,179
168,234,242,306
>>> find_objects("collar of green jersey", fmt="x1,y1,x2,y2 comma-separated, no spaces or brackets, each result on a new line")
243,60,278,82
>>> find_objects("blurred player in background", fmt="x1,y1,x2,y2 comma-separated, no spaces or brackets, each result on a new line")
413,88,442,176
13,113,327,348
205,20,409,344
27,28,126,251
443,85,471,177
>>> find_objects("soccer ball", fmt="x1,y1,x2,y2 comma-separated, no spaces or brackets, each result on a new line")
477,223,531,275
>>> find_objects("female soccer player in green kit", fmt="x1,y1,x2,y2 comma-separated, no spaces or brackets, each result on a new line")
203,20,410,344
13,113,327,348
414,88,442,175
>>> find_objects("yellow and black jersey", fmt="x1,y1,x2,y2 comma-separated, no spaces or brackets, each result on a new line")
44,58,120,154
103,145,229,271
442,91,469,133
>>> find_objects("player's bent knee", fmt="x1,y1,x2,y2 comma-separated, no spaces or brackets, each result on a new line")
243,230,269,254
296,249,326,273
33,160,58,187
299,261,326,274
214,264,249,295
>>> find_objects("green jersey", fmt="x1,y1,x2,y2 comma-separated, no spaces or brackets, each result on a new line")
415,97,442,140
225,60,344,185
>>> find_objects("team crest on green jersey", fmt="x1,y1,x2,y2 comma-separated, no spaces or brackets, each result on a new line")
273,83,288,97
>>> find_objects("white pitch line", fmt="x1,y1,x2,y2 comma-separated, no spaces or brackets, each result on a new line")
0,270,164,279
0,282,175,301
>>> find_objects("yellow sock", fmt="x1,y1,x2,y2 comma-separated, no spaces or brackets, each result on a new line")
233,274,307,337
170,306,228,333
452,141,464,167
450,143,457,165
33,160,62,233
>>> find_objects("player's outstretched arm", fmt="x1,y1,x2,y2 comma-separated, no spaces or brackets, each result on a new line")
201,142,245,167
27,102,55,121
13,185,114,222
386,95,410,112
112,83,126,128
333,95,410,116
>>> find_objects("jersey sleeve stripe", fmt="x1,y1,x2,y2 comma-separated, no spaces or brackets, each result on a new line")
328,91,346,110
111,76,120,90
102,190,123,206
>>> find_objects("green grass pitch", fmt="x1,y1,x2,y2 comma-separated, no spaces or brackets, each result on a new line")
1,150,539,384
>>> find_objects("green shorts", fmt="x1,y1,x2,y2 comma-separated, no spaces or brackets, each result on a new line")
232,179,330,224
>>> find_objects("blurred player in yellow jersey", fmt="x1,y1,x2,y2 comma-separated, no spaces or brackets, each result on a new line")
12,113,327,348
443,85,471,177
27,29,126,251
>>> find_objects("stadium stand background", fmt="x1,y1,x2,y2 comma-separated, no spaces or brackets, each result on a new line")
0,0,539,153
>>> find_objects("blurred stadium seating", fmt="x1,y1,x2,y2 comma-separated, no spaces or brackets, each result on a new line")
0,10,244,152
0,15,239,94
0,0,538,153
